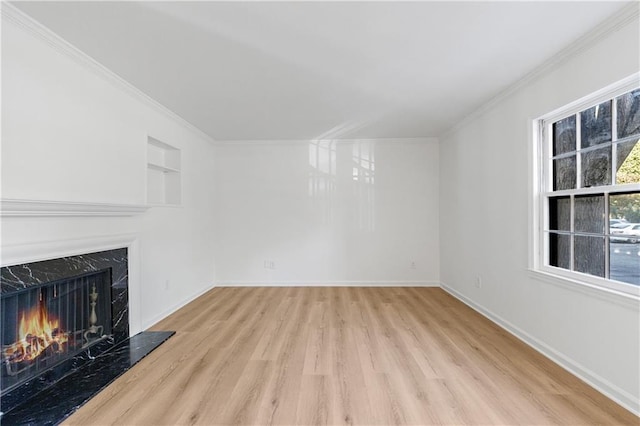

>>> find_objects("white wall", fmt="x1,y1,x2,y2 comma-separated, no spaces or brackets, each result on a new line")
213,139,440,285
439,14,640,414
4,1,637,414
1,8,217,332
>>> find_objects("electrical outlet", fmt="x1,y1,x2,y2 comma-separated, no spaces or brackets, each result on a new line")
270,261,276,269
410,261,416,269
475,276,482,288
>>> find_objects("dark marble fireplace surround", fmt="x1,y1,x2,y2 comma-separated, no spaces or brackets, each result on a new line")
0,248,174,425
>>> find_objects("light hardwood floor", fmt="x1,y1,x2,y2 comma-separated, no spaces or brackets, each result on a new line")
65,287,637,425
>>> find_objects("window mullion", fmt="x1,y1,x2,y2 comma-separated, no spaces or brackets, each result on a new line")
571,112,578,272
575,113,581,190
569,194,575,272
607,95,615,280
604,192,610,279
612,98,618,185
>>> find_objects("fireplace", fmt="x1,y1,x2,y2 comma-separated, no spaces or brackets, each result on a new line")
0,246,168,424
0,245,174,424
1,269,113,395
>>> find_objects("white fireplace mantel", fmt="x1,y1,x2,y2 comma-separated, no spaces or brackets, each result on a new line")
1,233,143,336
0,198,150,217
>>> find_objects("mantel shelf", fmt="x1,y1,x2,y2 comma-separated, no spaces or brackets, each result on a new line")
0,199,150,217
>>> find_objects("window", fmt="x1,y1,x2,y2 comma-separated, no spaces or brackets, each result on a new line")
536,76,640,296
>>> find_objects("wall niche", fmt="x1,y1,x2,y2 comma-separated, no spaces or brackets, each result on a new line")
146,136,181,206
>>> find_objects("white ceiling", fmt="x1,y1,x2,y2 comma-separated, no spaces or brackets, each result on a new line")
11,1,631,141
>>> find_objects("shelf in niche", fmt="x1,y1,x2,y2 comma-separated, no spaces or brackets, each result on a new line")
146,136,181,206
147,162,180,173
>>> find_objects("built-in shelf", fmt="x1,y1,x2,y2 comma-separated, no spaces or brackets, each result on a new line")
147,162,180,173
147,136,181,206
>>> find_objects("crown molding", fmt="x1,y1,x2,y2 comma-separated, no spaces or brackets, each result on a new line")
0,198,149,217
1,2,217,146
213,137,438,146
440,2,640,140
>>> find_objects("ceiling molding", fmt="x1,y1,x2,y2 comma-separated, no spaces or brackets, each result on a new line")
0,198,149,217
439,2,640,140
213,137,439,146
1,2,217,146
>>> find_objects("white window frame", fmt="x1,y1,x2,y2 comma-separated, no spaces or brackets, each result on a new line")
531,73,640,298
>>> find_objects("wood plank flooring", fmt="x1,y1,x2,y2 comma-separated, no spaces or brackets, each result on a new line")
64,287,637,425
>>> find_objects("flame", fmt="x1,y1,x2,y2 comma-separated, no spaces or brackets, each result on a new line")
3,300,68,364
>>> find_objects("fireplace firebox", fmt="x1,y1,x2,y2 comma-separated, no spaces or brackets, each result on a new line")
1,269,113,395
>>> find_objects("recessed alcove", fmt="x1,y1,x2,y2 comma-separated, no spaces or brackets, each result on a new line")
147,136,181,206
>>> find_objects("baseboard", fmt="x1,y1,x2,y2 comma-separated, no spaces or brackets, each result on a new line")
215,280,439,287
142,283,216,330
440,282,640,417
143,281,436,327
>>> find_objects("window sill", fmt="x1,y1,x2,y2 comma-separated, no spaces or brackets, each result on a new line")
527,268,639,308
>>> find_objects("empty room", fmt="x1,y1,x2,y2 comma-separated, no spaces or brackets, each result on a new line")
1,1,639,425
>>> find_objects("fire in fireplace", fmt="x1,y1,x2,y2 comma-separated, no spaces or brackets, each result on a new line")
1,270,113,394
4,296,69,365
